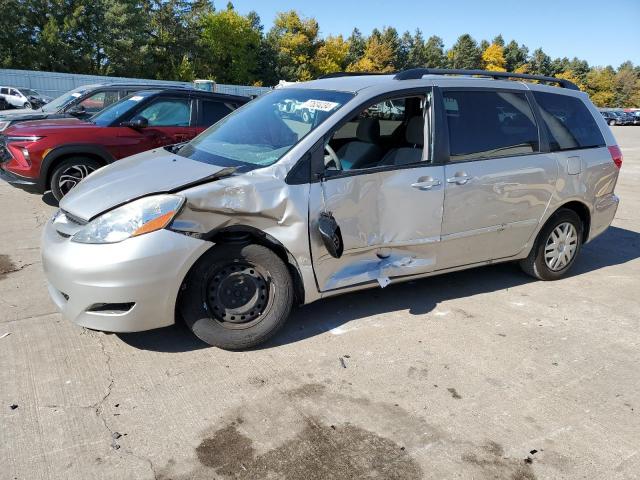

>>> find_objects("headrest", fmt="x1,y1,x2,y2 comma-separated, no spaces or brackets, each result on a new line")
405,116,424,146
356,117,380,143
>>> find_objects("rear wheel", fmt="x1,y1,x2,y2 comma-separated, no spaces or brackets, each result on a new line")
50,157,102,201
520,209,583,280
23,101,32,109
180,243,294,350
609,119,616,126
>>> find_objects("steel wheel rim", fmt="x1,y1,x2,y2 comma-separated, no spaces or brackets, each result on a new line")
58,164,96,195
205,261,273,330
544,222,578,271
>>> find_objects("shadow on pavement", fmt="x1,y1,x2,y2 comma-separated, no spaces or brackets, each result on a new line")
41,191,58,207
117,225,640,353
117,322,210,353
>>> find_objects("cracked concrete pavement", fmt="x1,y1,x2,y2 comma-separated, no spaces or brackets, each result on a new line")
1,127,639,479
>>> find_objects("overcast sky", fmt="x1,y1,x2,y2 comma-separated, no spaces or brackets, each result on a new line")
230,0,640,67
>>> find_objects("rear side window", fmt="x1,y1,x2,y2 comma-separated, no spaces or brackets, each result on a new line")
533,92,605,151
201,100,234,126
444,90,539,162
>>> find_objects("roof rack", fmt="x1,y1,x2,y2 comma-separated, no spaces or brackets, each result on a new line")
393,68,579,90
317,68,579,90
318,72,391,79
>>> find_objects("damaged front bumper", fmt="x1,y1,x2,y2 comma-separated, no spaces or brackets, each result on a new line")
41,219,211,332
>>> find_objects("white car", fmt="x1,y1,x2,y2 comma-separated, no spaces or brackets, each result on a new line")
0,86,47,110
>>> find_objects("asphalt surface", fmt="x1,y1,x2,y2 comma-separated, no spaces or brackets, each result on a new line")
1,127,639,480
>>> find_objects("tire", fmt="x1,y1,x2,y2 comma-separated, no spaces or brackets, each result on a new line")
520,209,583,281
180,243,294,350
609,120,616,126
50,157,102,201
23,102,32,109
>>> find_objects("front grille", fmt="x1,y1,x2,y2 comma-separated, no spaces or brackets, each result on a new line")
0,135,11,164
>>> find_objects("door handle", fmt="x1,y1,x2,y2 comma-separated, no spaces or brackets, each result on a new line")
446,173,471,185
411,178,441,190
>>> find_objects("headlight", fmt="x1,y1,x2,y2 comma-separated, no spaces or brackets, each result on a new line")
71,194,185,244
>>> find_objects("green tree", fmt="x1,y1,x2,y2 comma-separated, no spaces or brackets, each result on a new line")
99,0,152,77
503,40,528,72
346,28,366,67
267,10,319,81
529,48,552,76
198,5,261,84
447,34,482,69
424,35,446,68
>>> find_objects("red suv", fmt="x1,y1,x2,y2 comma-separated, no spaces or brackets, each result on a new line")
0,88,248,200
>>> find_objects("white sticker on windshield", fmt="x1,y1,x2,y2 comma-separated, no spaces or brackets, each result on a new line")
130,95,144,102
71,93,82,98
299,99,340,112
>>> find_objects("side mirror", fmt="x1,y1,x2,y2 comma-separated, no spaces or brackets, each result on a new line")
122,116,148,129
318,211,343,258
67,105,85,116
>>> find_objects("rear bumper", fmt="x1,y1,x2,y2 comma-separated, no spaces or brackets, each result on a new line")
0,165,41,193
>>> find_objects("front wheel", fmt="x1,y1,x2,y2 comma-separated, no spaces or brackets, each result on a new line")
609,120,616,126
180,243,294,350
520,209,583,280
50,157,102,201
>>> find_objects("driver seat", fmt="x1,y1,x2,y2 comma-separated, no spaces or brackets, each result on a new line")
337,118,383,170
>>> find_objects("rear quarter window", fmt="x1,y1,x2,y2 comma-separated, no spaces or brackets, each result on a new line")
533,92,605,151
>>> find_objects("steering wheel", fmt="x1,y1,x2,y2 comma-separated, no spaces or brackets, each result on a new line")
324,144,342,170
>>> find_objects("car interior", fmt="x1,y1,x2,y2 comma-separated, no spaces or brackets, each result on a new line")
325,95,427,172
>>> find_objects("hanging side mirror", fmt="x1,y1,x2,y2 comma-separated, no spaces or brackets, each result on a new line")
318,211,343,258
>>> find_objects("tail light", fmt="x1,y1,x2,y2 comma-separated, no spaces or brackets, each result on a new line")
608,145,623,169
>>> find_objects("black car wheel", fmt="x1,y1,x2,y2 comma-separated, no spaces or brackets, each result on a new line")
608,119,616,126
23,102,32,109
519,209,583,281
50,157,102,201
180,243,294,350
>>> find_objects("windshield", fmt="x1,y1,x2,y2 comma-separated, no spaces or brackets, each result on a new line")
42,86,91,113
21,88,40,97
179,88,354,168
90,91,158,126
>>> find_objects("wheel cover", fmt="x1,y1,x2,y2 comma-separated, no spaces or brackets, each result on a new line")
205,262,272,329
57,164,96,195
544,222,578,271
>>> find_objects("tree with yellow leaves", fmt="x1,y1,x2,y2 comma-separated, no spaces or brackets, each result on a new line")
347,36,395,73
313,35,349,75
482,43,506,71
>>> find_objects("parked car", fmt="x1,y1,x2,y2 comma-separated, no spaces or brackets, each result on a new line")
1,88,248,199
0,86,48,110
600,110,619,126
628,111,640,125
40,68,621,350
0,82,187,133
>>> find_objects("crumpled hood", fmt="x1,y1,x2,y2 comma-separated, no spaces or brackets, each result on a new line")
60,148,234,221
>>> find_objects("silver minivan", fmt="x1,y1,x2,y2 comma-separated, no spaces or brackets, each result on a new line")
41,69,622,349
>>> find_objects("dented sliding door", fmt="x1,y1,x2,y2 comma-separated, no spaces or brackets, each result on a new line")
309,164,445,292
